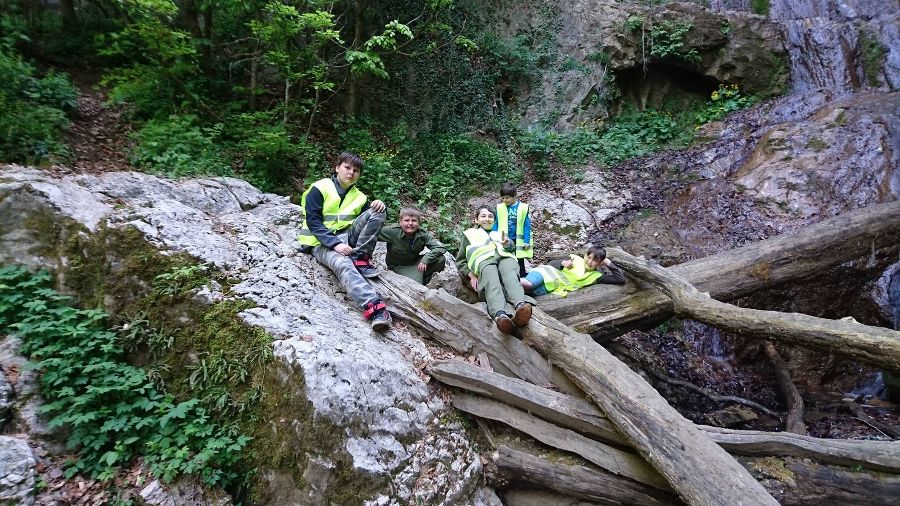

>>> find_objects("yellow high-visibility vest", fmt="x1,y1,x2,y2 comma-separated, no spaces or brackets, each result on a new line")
463,228,513,276
298,178,368,247
496,202,533,259
532,254,602,296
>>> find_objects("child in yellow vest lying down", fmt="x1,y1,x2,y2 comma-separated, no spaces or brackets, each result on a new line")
520,245,625,297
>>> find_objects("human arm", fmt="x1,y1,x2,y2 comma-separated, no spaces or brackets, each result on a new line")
548,258,569,269
304,187,343,250
596,260,626,285
455,234,478,290
421,231,448,265
522,206,532,248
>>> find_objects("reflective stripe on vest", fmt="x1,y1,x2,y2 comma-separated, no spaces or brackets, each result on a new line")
298,178,368,247
463,228,512,275
496,202,533,259
534,254,602,296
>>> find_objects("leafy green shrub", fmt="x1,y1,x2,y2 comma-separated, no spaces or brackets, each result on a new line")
0,266,250,487
694,84,756,124
129,114,232,177
649,21,701,64
0,47,76,164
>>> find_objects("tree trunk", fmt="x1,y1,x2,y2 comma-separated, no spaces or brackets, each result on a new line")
376,273,778,505
541,201,900,336
764,342,807,434
60,0,76,29
345,0,368,115
428,360,900,473
491,445,679,506
612,249,900,371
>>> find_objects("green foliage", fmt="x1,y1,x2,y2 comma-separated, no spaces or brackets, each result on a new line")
0,265,249,488
624,15,645,32
0,43,77,164
751,0,770,16
649,21,701,64
97,4,201,119
129,115,232,177
859,30,886,87
694,84,756,124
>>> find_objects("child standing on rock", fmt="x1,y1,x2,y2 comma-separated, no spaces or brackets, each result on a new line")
493,182,532,277
456,206,534,334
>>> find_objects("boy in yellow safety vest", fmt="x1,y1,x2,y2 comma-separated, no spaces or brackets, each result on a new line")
494,182,532,278
298,152,392,331
521,245,625,297
456,206,535,335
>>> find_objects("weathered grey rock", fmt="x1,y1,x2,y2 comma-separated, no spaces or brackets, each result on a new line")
0,337,63,449
0,436,36,506
0,166,485,504
138,477,232,506
0,367,11,428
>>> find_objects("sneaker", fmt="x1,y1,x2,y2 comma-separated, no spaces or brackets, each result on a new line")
512,301,532,328
353,255,380,278
364,301,391,331
494,311,516,335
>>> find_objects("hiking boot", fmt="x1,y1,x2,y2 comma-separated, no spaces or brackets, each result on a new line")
512,301,532,327
353,255,380,278
364,301,391,331
494,311,516,335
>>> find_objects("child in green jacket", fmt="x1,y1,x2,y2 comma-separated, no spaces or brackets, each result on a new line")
378,208,447,285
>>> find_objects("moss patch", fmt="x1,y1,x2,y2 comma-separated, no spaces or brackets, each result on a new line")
859,30,886,87
751,0,770,16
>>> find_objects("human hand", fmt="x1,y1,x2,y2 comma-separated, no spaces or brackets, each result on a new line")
469,274,478,291
370,200,386,212
522,244,531,250
602,258,612,267
417,262,427,273
334,243,353,256
561,260,573,269
501,237,511,247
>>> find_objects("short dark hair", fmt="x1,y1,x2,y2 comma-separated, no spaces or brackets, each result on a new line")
399,207,422,220
475,206,494,219
500,182,517,197
586,245,606,261
336,152,364,171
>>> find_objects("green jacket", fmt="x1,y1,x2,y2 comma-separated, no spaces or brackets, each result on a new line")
378,224,447,267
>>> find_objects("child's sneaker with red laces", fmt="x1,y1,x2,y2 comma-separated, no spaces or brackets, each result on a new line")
353,254,380,278
364,300,391,331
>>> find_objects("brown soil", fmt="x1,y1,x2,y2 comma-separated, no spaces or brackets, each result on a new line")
58,89,134,174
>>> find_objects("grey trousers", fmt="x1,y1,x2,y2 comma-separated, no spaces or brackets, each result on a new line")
388,255,447,285
312,209,385,308
479,256,528,317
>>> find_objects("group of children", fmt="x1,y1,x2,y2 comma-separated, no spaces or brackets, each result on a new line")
299,152,626,333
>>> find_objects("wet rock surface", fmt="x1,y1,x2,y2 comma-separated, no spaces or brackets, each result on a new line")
0,166,488,504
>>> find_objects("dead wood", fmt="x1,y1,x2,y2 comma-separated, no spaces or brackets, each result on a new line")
759,456,900,505
763,342,807,435
491,445,680,506
429,360,900,473
377,274,778,505
540,201,900,336
452,392,671,490
611,249,900,371
845,401,900,439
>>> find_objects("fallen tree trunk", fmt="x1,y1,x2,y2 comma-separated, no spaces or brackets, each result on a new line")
612,249,900,371
376,273,778,505
453,392,671,490
764,342,807,435
541,201,900,336
491,445,679,506
429,360,900,473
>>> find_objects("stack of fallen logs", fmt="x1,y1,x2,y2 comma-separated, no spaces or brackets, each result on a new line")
374,201,900,505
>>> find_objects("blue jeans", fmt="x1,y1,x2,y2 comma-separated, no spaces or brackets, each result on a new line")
524,270,548,296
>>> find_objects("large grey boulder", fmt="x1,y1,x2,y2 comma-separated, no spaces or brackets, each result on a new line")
0,167,485,504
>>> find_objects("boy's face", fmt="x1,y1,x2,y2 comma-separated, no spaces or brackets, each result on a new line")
399,214,420,235
500,195,516,206
585,253,603,270
475,209,495,229
334,161,361,188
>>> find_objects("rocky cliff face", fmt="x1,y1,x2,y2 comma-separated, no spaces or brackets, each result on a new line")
0,168,498,505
